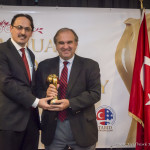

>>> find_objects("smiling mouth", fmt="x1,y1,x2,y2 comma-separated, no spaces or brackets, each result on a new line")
62,49,71,52
18,35,26,40
63,51,71,54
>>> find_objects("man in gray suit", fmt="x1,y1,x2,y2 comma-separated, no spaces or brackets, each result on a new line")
0,14,52,150
35,28,101,150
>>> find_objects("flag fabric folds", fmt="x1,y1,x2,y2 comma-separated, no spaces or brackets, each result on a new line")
129,11,150,150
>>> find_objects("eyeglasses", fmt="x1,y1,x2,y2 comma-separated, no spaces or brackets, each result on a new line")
12,25,32,32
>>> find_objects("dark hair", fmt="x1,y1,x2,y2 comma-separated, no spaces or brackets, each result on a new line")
54,28,79,44
11,14,34,31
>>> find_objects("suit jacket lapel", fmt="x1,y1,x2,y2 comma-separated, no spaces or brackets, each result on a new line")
28,48,35,84
67,55,82,94
46,56,59,89
52,56,59,76
28,48,34,67
7,39,31,83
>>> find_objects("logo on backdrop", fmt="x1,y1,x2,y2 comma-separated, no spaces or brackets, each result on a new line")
0,20,10,33
96,105,116,131
0,20,43,34
34,27,43,34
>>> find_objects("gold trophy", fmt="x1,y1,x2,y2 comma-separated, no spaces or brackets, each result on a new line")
47,74,58,104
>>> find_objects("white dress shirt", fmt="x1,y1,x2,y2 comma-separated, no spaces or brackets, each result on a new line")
59,55,75,82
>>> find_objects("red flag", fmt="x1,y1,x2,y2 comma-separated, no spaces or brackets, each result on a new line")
129,11,150,150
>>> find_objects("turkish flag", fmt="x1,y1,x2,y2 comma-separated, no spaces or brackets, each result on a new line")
129,11,150,150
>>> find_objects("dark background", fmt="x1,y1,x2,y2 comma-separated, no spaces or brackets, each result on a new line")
0,0,148,150
0,0,149,9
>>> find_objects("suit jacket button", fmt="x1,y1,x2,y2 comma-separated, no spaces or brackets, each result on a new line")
76,111,80,114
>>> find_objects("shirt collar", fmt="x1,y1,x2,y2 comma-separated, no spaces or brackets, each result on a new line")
59,55,75,64
11,38,27,51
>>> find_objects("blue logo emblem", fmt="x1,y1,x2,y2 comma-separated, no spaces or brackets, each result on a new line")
96,105,116,125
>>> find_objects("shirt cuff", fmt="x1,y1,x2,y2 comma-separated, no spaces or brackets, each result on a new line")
32,98,40,108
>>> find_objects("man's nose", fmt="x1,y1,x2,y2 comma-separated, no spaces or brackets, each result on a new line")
21,28,26,34
63,43,69,49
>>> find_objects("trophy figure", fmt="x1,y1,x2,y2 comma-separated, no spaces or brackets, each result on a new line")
47,74,58,104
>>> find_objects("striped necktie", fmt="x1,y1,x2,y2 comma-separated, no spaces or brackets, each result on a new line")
58,61,69,121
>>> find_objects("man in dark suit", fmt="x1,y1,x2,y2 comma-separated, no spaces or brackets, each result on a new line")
0,14,52,150
35,28,101,150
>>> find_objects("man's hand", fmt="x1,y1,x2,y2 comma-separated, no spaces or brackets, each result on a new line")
47,99,70,111
38,96,53,110
46,84,59,98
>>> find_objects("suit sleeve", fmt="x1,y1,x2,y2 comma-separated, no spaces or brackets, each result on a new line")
0,48,36,108
69,60,101,112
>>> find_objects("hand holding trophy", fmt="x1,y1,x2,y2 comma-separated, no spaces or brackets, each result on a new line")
47,74,58,104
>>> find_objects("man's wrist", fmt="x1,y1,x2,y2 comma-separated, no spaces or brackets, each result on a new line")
32,98,40,108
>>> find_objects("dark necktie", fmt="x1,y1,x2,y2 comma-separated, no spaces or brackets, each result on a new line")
58,61,69,121
20,48,31,82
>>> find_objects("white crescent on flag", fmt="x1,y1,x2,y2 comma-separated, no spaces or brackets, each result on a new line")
145,93,150,105
140,56,150,105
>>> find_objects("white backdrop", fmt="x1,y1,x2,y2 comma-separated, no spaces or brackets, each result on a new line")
0,6,149,149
